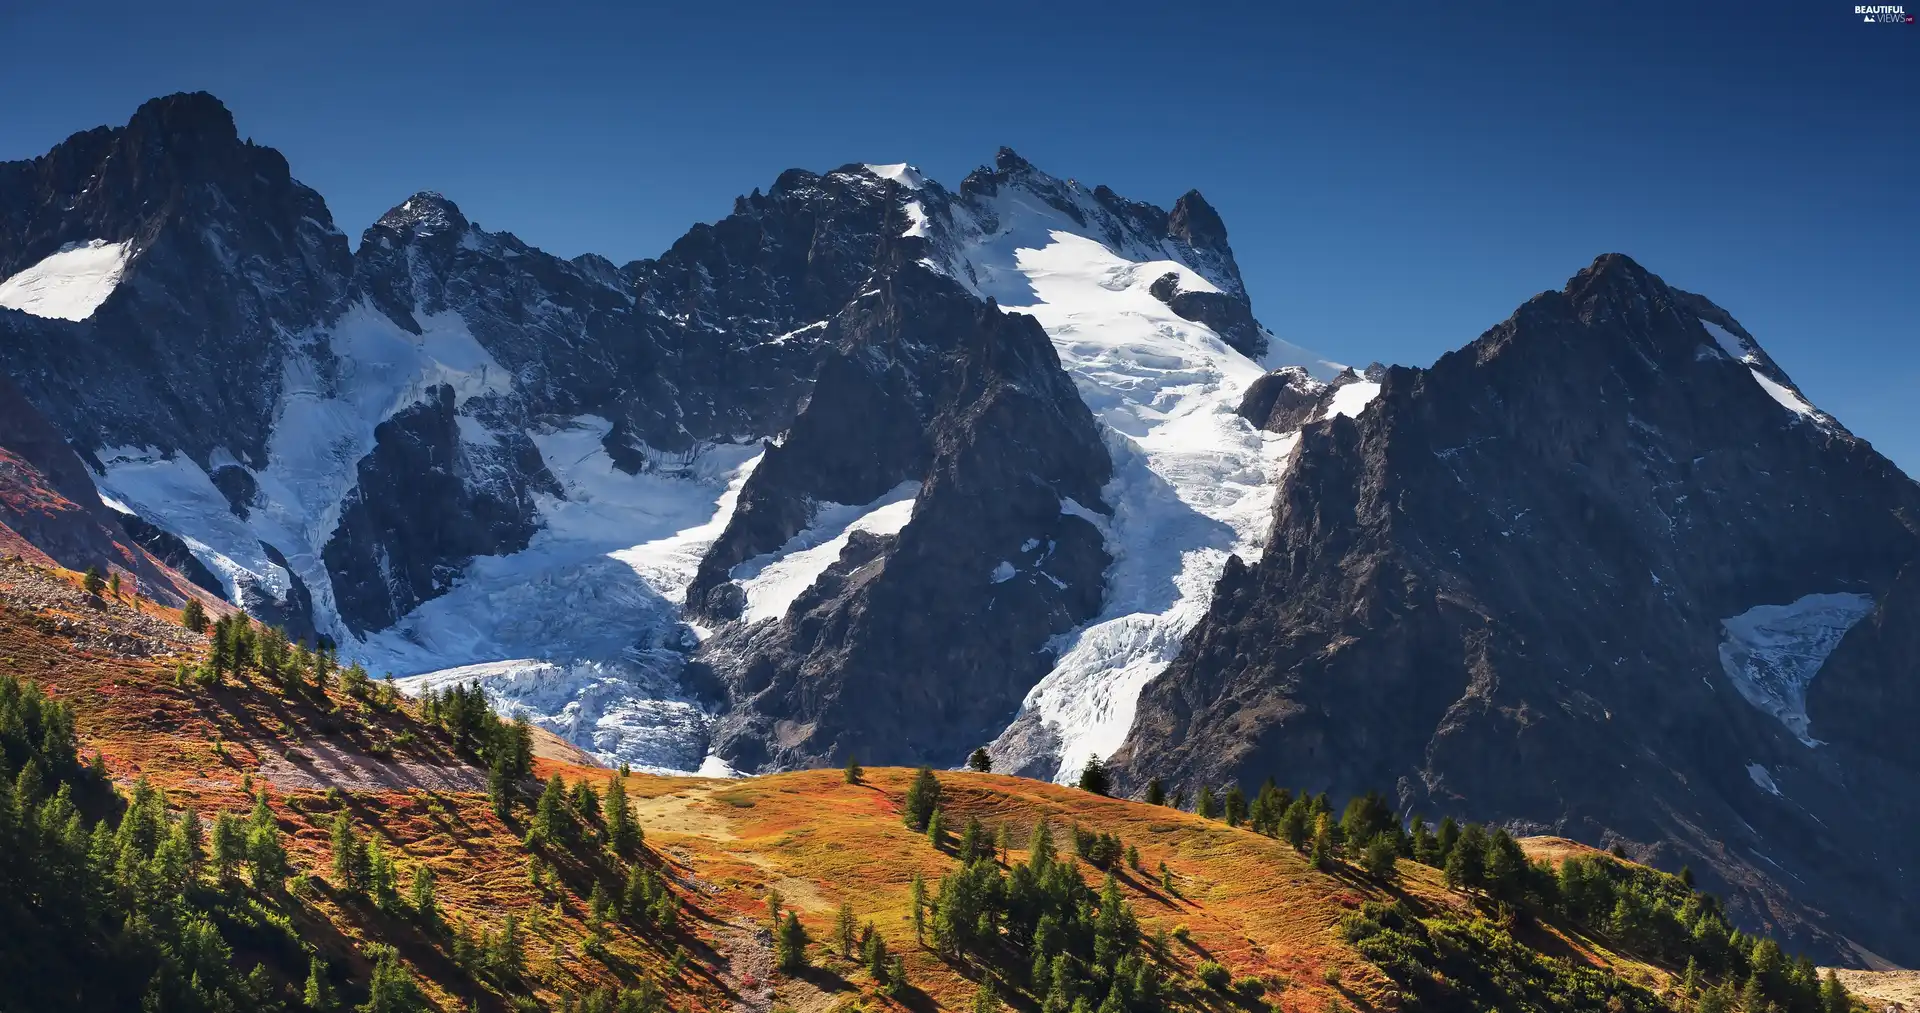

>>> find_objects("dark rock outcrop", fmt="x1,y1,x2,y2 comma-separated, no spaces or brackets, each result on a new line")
698,258,1112,770
1115,254,1920,963
322,385,551,633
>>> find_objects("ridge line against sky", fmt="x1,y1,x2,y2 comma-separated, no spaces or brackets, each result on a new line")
0,0,1914,473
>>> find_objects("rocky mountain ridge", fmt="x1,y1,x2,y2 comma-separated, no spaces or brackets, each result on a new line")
3,93,1915,966
1113,254,1920,963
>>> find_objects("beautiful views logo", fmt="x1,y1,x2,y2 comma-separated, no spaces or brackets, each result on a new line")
1854,4,1915,22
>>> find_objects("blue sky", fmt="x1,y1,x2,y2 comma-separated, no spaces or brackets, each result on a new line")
2,1,1915,471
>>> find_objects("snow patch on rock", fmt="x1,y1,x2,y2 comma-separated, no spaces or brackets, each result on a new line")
0,239,134,321
1324,380,1382,420
731,481,920,625
1718,591,1874,746
1702,320,1823,421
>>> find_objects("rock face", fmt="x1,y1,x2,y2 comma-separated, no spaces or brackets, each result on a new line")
1114,254,1920,964
0,92,351,464
321,384,552,632
694,248,1113,770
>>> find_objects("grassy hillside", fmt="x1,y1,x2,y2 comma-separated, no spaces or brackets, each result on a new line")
0,556,1875,1013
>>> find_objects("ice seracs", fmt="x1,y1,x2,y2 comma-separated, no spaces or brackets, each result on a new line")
384,434,763,770
0,239,134,321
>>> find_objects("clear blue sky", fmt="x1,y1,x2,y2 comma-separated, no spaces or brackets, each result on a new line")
3,1,1914,472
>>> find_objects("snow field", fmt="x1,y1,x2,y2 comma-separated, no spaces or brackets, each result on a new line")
0,239,134,321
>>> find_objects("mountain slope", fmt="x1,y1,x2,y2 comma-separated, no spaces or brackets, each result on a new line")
1113,254,1920,964
5,557,1828,1013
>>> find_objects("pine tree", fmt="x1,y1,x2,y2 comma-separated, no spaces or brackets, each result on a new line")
959,815,985,863
1310,813,1336,870
246,791,288,890
1364,833,1398,879
1196,784,1218,820
865,921,890,980
1280,798,1310,849
493,912,525,979
903,766,941,830
994,822,1013,864
411,865,440,930
927,808,947,850
968,747,993,772
974,978,1000,1013
488,750,514,821
776,910,810,972
304,957,337,1012
1143,777,1165,807
1076,754,1111,795
367,838,399,910
843,753,863,784
1222,783,1247,827
1436,816,1461,863
83,565,106,596
1029,819,1056,870
604,773,640,854
211,810,244,879
767,888,784,927
1820,970,1850,1013
835,900,858,957
1445,823,1488,892
1410,815,1437,865
331,810,368,892
362,943,424,1012
181,597,209,633
176,806,206,875
569,779,600,826
530,774,568,844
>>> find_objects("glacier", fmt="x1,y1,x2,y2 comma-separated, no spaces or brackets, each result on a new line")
378,423,761,772
885,161,1340,782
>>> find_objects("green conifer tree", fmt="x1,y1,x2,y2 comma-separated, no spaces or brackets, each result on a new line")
604,773,640,854
304,957,337,1011
1077,754,1112,795
776,911,810,972
835,900,858,957
903,766,941,830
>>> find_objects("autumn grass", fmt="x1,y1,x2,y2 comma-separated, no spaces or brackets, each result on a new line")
5,554,1677,1013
